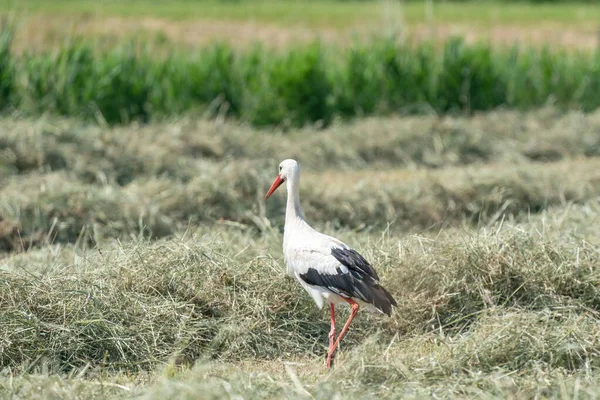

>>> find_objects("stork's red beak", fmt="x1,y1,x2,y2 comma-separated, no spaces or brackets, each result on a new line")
265,175,284,199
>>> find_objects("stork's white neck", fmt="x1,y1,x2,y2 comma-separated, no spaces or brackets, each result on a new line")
285,171,305,227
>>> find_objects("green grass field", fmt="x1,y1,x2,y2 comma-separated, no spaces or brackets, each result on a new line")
2,34,599,127
1,110,600,398
2,0,599,26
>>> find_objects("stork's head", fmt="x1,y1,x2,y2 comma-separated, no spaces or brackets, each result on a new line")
265,159,299,199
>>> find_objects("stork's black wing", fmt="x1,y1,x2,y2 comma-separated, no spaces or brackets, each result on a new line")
297,246,397,315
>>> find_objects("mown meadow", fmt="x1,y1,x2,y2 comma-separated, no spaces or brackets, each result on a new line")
1,0,600,398
1,108,600,398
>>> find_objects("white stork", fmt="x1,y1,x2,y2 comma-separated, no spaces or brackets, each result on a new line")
265,159,397,368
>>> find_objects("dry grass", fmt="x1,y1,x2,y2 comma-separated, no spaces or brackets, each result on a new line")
3,0,600,52
1,202,600,398
3,108,597,176
1,110,600,251
7,15,600,54
1,110,600,398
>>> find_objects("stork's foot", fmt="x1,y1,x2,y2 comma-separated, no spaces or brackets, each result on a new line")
327,331,336,368
327,303,336,369
326,347,336,368
325,299,359,370
326,351,336,369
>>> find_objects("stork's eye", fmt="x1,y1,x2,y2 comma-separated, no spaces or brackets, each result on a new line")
279,166,282,172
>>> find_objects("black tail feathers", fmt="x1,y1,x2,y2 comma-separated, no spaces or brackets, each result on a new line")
372,284,397,316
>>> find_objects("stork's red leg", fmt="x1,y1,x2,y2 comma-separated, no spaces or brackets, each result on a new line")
328,303,336,348
327,298,359,368
326,303,336,368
